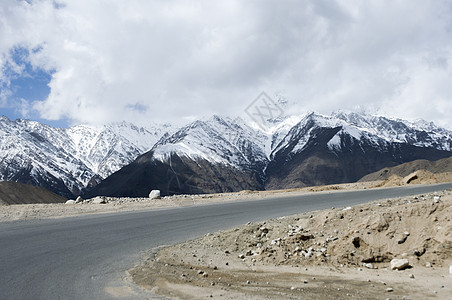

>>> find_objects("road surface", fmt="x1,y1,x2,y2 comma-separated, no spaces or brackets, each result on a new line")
1,183,451,299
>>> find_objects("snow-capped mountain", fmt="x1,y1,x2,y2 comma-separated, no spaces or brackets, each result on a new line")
86,112,452,197
265,112,452,190
1,112,451,198
0,116,172,197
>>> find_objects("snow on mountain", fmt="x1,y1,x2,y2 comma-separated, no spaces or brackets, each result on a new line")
271,112,452,156
0,116,173,197
66,121,172,178
1,110,451,198
152,115,268,172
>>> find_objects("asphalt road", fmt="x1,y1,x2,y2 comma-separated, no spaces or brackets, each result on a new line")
1,183,451,300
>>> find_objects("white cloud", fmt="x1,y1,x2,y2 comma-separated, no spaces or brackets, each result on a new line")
1,0,452,128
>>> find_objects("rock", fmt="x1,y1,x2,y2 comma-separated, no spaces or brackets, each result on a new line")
409,273,415,279
390,259,410,270
259,226,269,233
65,200,76,204
397,236,407,244
386,287,393,292
75,196,83,203
149,190,161,199
92,197,106,204
364,263,373,269
449,264,452,275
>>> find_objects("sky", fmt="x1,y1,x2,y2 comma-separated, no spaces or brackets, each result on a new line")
1,0,452,129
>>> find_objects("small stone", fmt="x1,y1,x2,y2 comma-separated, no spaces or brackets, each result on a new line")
390,259,410,270
203,272,209,278
364,263,373,269
197,270,204,275
303,280,308,284
397,236,408,244
149,190,161,199
92,196,106,204
386,287,394,292
449,264,452,275
246,280,251,284
425,262,432,268
75,196,83,203
409,273,415,279
238,254,245,259
290,286,296,291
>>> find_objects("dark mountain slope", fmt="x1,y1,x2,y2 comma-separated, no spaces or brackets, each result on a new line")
265,125,452,190
83,152,264,198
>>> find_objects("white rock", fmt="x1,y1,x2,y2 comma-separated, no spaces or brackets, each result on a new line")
75,196,83,203
364,263,373,269
390,259,410,270
449,264,452,275
65,200,76,204
149,190,161,199
92,197,106,204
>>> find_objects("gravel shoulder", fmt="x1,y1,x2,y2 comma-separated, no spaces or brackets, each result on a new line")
0,181,380,222
130,189,452,299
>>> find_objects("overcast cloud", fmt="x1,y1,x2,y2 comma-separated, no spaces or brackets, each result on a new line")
1,0,452,128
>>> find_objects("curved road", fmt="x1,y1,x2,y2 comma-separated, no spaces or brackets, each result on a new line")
1,183,451,299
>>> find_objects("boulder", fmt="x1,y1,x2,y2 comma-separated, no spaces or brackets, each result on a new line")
92,196,106,204
149,190,161,199
65,200,76,205
390,258,410,270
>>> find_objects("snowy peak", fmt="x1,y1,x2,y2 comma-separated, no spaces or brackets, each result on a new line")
1,111,451,198
152,115,268,171
0,117,173,197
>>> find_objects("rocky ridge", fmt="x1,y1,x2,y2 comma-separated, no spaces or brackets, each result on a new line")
0,116,172,197
89,112,452,197
1,111,452,198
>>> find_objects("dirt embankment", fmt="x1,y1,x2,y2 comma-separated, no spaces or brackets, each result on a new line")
360,156,452,182
131,190,452,300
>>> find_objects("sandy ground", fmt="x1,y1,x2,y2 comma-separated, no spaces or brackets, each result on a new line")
130,189,452,300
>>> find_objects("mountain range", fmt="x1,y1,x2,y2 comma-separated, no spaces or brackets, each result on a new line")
1,112,451,198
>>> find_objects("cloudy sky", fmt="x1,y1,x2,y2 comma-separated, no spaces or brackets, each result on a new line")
1,0,452,128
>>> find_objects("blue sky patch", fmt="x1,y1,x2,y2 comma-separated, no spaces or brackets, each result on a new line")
0,47,68,127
